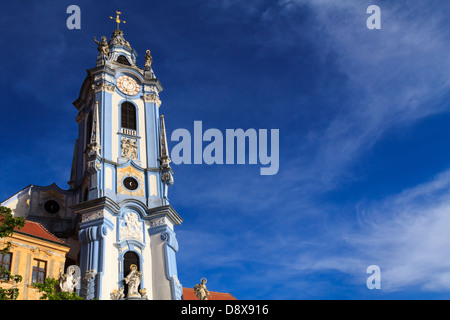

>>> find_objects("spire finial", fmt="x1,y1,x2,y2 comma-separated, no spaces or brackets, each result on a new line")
110,11,126,30
159,114,174,188
87,101,101,156
159,115,171,169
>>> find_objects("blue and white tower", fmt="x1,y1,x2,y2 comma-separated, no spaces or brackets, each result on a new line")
69,21,183,300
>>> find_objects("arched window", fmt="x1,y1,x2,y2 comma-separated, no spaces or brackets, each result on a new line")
117,55,131,66
121,102,136,130
123,251,140,296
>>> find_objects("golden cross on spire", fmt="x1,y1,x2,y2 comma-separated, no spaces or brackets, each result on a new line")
110,11,126,30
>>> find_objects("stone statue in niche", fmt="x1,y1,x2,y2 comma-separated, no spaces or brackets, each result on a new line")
59,266,78,293
124,264,142,298
121,137,138,160
194,277,211,300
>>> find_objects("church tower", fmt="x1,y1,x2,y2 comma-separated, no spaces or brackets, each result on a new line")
69,15,183,300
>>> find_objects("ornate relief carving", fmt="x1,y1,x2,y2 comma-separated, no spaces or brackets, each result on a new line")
120,212,143,241
87,160,98,173
150,217,166,228
82,211,103,223
109,29,131,48
81,210,113,223
161,172,171,182
143,93,161,107
94,73,114,83
30,248,52,257
144,85,158,94
91,81,115,93
121,137,138,160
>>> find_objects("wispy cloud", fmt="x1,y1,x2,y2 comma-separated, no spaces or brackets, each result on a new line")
335,169,450,292
174,0,450,297
266,0,450,191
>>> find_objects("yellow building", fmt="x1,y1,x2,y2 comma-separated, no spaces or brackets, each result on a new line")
0,220,70,300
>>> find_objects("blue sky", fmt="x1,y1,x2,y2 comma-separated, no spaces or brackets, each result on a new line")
2,0,450,299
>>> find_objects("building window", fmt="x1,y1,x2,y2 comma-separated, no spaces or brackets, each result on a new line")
117,55,131,66
121,102,137,131
0,252,12,281
31,259,47,284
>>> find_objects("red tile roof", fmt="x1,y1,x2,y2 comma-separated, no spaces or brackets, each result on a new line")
183,288,237,300
14,220,68,246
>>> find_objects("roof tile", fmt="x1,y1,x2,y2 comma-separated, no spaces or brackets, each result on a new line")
14,220,67,245
183,288,237,300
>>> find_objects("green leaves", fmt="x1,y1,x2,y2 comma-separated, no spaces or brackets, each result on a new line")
0,206,25,300
33,278,83,300
0,206,25,239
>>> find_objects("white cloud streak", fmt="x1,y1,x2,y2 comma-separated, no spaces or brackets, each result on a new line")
181,0,450,296
281,0,450,192
346,170,450,292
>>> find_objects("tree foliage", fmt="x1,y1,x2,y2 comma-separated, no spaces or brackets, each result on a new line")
0,206,25,255
33,277,83,300
0,206,26,300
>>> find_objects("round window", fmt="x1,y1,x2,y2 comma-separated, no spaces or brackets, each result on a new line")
44,200,60,214
123,177,139,191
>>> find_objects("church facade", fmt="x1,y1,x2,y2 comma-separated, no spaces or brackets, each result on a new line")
1,23,183,300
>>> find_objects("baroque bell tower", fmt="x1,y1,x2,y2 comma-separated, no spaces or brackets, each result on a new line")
69,13,183,300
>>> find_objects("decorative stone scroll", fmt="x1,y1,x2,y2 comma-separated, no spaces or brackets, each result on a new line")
91,82,115,93
82,211,103,223
150,217,166,228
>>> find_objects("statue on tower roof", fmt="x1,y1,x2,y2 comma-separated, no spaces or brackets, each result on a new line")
194,278,212,300
94,36,109,56
145,50,153,70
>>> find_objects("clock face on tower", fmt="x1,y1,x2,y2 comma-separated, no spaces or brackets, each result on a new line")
117,75,140,95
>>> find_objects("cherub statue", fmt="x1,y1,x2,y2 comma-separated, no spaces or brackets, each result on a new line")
59,266,78,293
144,50,153,69
111,287,125,300
194,277,212,300
94,36,109,56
